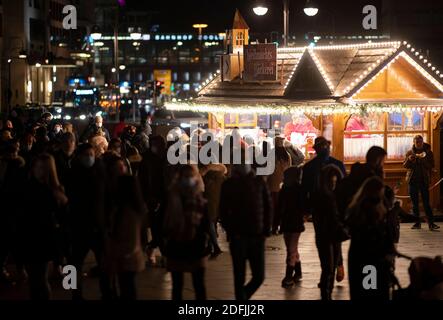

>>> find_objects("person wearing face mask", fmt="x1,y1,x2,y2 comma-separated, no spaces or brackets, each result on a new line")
301,137,347,282
163,165,210,300
220,161,273,300
48,123,64,142
81,116,110,143
346,176,397,300
65,143,111,300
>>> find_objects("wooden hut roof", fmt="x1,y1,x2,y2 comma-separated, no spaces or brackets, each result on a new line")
197,41,443,102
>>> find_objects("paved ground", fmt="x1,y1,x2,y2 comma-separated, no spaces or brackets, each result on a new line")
1,222,442,300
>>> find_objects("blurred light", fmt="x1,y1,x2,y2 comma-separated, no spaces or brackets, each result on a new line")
35,63,42,68
64,115,72,120
27,81,32,93
91,32,102,40
111,67,116,73
253,6,268,16
119,65,126,70
79,114,86,120
304,0,319,16
7,59,12,63
180,123,191,129
56,108,62,114
48,81,53,93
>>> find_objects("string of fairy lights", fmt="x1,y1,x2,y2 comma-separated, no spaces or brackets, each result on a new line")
165,101,443,115
170,41,443,116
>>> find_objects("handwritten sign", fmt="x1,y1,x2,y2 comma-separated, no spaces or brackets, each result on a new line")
244,44,277,81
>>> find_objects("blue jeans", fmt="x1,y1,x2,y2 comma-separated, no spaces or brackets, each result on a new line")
409,182,434,224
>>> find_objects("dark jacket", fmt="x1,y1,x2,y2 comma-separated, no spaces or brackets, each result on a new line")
336,162,380,219
220,173,273,238
301,155,346,212
19,178,59,263
53,149,73,186
65,159,106,235
403,143,434,185
164,188,210,262
312,191,344,242
279,183,305,233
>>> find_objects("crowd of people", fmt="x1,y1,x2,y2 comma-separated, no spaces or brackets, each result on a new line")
0,110,441,300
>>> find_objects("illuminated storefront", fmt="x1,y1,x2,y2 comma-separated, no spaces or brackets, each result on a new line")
166,43,443,210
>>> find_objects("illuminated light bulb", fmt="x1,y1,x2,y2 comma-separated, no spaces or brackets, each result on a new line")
428,63,432,67
424,59,427,63
407,44,411,48
419,55,423,59
411,48,415,52
415,52,419,56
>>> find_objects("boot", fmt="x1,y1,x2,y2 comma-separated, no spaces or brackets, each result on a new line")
293,262,302,282
429,223,440,231
281,266,295,288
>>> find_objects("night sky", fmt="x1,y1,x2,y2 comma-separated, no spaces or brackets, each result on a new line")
124,0,383,35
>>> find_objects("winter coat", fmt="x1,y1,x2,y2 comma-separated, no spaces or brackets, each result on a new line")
403,143,434,186
18,178,60,263
312,191,344,242
65,159,106,235
220,174,273,238
278,183,305,233
108,206,145,273
203,169,225,222
301,155,346,213
164,187,210,272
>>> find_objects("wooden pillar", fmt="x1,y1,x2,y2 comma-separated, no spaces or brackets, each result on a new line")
431,111,443,211
332,113,349,162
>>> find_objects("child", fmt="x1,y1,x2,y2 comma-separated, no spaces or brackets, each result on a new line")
279,166,305,288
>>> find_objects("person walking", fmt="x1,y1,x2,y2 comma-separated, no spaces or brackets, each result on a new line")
403,135,439,230
107,175,147,300
346,176,396,300
279,166,305,288
65,143,111,300
19,153,68,300
163,165,210,300
220,163,273,300
301,136,347,281
312,165,346,300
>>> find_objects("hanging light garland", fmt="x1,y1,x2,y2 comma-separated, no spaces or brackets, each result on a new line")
165,101,443,115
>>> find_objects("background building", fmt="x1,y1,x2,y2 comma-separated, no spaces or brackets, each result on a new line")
0,0,94,112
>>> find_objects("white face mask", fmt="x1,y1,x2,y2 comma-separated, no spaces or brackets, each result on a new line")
180,177,198,188
54,127,62,134
80,155,95,168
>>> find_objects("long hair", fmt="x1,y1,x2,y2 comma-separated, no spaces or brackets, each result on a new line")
348,176,387,223
30,153,61,190
319,164,343,194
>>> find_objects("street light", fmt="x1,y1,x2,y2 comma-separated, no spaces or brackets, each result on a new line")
192,23,208,37
253,0,268,16
304,0,319,16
